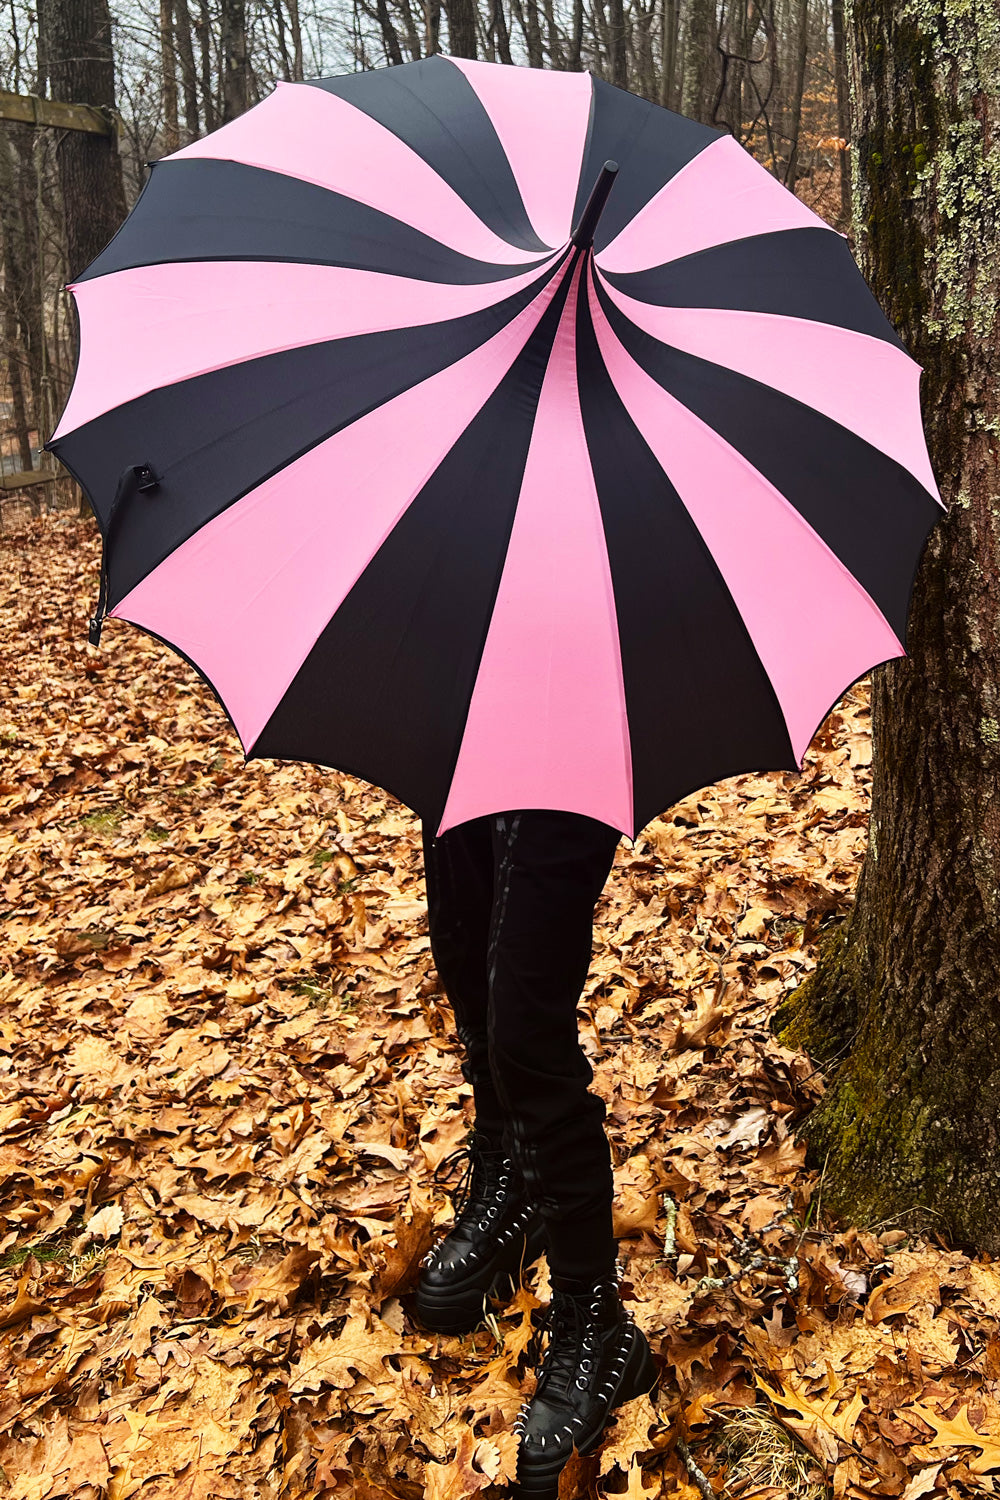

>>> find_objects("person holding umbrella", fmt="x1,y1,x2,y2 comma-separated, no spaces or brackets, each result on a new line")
51,53,942,1500
415,809,657,1488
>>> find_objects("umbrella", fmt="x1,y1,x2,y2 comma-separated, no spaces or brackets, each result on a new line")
49,57,943,841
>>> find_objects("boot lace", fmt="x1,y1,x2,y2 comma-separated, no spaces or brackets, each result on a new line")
530,1290,604,1403
432,1130,512,1233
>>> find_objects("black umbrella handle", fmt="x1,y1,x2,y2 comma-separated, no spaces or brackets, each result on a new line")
571,160,620,249
89,463,158,646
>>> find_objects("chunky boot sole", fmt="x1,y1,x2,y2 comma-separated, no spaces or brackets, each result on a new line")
414,1215,547,1336
513,1325,658,1498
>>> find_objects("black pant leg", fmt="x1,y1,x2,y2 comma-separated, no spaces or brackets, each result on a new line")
421,816,507,1144
486,809,620,1282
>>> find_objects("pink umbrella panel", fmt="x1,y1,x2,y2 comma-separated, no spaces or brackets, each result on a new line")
48,56,943,840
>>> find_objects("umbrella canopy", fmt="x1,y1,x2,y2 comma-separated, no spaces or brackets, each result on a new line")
49,57,943,840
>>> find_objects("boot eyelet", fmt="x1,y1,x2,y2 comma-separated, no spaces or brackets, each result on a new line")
486,1206,498,1218
576,1376,588,1390
580,1359,592,1372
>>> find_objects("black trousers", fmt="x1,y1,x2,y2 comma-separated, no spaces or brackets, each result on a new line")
422,809,621,1283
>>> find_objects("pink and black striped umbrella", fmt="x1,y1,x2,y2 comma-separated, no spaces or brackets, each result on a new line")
50,57,943,840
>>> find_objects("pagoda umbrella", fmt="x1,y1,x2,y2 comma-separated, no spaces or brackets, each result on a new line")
48,56,943,841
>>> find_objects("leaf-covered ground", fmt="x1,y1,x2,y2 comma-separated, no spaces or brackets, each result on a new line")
2,518,999,1500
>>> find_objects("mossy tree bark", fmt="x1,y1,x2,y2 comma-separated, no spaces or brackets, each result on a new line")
771,0,1000,1249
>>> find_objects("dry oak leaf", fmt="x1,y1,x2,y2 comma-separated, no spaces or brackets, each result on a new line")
713,1107,771,1150
900,1464,944,1500
64,1036,133,1090
0,1270,45,1331
370,1201,434,1301
85,1202,124,1241
145,860,200,897
395,1365,457,1461
288,1304,404,1391
424,1427,507,1500
598,1393,666,1475
866,1266,941,1324
674,988,728,1051
0,1413,112,1498
613,1182,662,1239
622,1458,657,1500
736,906,771,939
241,1246,320,1312
755,1371,865,1466
908,1403,1000,1473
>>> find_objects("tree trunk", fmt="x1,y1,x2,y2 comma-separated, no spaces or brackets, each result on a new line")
174,0,201,139
0,131,39,439
681,0,719,124
542,0,565,67
717,0,748,135
492,0,514,64
660,0,678,108
514,0,544,66
445,0,478,56
397,0,424,61
830,0,851,227
46,0,127,284
608,0,628,85
220,0,249,121
288,0,305,79
782,0,809,190
424,0,441,56
197,0,218,133
395,0,422,59
160,0,180,153
1,286,33,470
569,0,583,70
771,0,1000,1251
376,0,406,63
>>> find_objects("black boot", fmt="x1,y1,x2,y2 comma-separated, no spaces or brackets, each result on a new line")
414,1127,547,1335
513,1262,658,1497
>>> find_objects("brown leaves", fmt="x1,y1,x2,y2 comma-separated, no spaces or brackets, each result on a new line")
289,1303,409,1391
1,519,998,1500
367,1198,436,1301
424,1428,517,1498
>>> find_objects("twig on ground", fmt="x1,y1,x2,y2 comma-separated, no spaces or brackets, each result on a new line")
677,1434,716,1500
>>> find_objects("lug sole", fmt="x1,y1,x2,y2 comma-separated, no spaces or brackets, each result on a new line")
513,1326,658,1497
413,1215,547,1335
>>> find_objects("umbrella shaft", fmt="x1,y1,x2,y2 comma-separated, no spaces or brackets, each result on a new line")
571,160,619,249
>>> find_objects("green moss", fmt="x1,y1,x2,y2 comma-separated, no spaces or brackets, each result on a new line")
78,805,124,834
798,1041,958,1234
771,920,858,1061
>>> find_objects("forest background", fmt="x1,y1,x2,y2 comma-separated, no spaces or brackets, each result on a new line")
0,0,848,470
5,3,1000,1500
